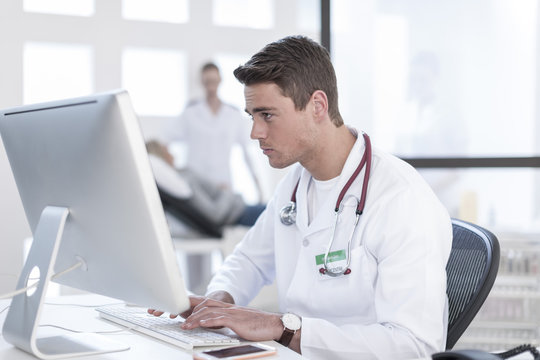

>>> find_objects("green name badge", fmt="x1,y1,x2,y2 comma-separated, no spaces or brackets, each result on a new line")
315,249,346,265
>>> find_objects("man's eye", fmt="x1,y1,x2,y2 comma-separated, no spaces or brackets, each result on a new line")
262,113,272,120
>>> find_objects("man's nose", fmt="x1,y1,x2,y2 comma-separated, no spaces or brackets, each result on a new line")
250,118,266,140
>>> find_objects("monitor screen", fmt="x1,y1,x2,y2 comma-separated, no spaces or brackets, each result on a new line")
0,90,189,314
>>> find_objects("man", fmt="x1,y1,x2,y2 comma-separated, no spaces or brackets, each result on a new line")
151,36,452,359
166,62,262,200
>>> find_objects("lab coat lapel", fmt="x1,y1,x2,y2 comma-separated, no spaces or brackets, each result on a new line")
297,134,367,239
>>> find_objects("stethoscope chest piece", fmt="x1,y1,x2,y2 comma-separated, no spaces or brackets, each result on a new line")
280,201,297,225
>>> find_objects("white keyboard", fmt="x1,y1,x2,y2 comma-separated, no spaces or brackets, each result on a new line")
96,304,240,350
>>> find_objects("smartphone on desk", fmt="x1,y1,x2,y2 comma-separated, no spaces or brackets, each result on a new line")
193,343,277,360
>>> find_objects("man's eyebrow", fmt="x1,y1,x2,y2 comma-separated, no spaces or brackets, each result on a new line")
245,106,276,115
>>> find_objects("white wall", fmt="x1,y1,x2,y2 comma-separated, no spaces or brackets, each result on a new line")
0,0,319,292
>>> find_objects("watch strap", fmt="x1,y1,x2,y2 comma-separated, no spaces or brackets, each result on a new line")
278,328,295,347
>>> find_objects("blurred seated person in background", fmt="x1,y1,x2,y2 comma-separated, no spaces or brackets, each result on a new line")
146,140,265,238
165,62,262,202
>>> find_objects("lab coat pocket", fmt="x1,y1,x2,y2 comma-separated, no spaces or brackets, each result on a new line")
313,245,376,319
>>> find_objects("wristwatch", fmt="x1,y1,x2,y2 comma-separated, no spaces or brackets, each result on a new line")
278,313,302,347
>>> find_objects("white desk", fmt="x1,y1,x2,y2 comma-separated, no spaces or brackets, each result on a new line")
0,294,304,360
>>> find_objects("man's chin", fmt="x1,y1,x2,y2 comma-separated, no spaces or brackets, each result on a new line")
268,158,294,169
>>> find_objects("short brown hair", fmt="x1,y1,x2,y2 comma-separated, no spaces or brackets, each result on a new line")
234,35,343,126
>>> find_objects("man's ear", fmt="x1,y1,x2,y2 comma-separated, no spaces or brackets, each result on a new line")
311,90,329,121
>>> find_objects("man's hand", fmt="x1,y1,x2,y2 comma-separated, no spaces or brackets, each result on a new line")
147,290,235,319
181,297,283,342
147,292,301,352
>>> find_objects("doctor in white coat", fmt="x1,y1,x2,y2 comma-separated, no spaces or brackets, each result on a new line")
150,35,452,359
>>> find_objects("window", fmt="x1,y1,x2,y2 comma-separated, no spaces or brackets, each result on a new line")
333,0,537,157
297,0,321,33
122,0,189,23
372,15,408,152
122,47,187,117
23,42,94,104
212,0,274,29
215,53,251,111
23,0,94,16
331,0,539,225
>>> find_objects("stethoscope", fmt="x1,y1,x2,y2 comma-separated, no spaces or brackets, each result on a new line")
280,132,372,277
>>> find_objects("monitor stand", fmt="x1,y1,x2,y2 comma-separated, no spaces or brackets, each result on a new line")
2,206,129,359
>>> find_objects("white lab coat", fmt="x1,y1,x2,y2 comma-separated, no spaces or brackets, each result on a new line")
207,132,452,360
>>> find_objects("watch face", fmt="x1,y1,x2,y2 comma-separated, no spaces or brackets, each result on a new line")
282,313,301,331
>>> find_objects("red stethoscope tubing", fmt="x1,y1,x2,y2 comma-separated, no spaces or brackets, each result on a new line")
284,132,372,276
289,132,371,215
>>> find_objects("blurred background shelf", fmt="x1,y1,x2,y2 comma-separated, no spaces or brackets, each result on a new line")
455,231,540,351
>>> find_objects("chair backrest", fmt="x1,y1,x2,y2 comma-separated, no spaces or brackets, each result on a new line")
446,218,500,349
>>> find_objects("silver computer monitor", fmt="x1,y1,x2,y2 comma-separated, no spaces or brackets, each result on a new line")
0,90,190,358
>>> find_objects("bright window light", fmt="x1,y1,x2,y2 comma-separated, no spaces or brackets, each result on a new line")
373,15,408,152
122,0,189,23
24,42,94,104
297,0,320,33
122,47,187,117
215,53,251,111
213,0,274,29
215,54,257,203
23,0,94,16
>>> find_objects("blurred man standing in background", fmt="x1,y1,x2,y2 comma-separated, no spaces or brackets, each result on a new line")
166,62,262,202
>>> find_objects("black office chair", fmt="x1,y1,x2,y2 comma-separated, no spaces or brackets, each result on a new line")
446,218,500,349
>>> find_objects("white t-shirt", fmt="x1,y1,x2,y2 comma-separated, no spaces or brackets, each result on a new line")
166,99,251,188
307,176,339,225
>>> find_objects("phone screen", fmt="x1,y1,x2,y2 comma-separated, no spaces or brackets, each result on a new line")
202,344,268,358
